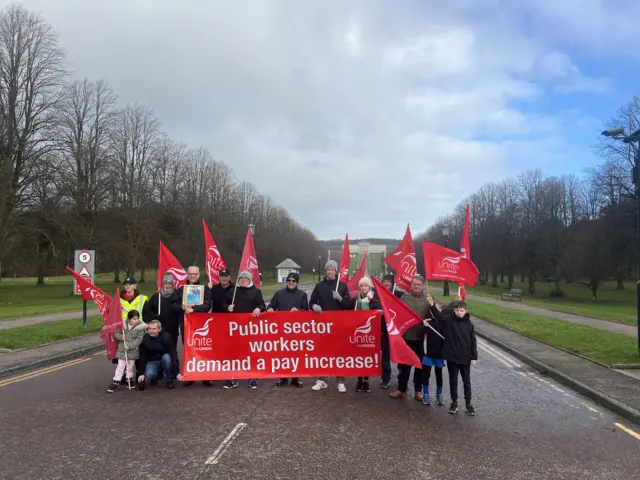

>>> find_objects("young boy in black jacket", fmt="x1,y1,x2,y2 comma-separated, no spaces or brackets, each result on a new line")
427,296,478,416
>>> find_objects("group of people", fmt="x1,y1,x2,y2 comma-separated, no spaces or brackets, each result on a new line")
107,260,479,416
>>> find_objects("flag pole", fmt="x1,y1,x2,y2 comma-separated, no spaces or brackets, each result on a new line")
424,319,445,339
121,317,134,390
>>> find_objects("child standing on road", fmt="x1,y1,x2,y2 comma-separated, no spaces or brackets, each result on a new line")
421,300,446,406
107,310,147,393
427,296,478,415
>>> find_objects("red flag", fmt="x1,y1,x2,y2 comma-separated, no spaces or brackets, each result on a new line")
347,253,367,297
458,204,471,299
422,242,479,287
158,241,187,290
101,288,123,360
239,227,261,289
383,224,416,291
203,219,227,285
338,233,351,284
65,266,111,316
372,277,422,368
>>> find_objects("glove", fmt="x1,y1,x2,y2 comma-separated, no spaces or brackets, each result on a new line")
312,305,322,314
332,291,343,302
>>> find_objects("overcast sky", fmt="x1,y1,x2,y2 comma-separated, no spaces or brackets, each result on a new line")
7,0,640,240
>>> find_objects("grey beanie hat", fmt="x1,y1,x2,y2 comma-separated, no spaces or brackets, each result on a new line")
162,273,175,284
325,260,338,271
238,270,253,280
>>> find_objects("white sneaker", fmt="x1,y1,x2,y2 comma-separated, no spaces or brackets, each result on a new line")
337,383,347,393
312,380,328,391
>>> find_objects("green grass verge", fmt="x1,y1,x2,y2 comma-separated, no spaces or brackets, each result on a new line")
467,300,640,366
0,315,103,350
0,272,314,320
427,279,637,326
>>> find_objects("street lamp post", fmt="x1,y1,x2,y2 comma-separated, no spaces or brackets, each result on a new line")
442,226,450,297
601,128,640,355
317,254,321,282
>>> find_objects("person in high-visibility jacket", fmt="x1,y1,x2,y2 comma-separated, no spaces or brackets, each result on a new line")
114,276,149,383
120,276,149,324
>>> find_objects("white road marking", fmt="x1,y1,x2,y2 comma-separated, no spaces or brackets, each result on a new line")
477,340,522,368
205,423,247,465
478,344,514,369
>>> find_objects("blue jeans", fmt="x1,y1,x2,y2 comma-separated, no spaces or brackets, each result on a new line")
144,354,174,381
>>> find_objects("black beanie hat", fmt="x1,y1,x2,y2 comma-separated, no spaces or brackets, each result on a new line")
382,273,395,283
287,272,300,282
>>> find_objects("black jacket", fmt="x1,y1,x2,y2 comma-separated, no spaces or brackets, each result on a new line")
174,282,212,326
138,332,179,377
424,310,445,358
430,305,477,364
211,281,235,313
309,277,352,311
230,285,266,313
268,287,309,311
143,292,181,338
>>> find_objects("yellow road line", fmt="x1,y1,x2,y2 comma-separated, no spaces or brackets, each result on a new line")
615,423,640,440
0,357,91,387
93,351,106,356
587,407,599,413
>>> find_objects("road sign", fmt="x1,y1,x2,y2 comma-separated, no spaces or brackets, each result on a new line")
73,249,95,295
78,251,92,264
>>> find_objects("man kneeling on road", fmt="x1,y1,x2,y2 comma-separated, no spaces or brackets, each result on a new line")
267,271,308,388
137,320,179,390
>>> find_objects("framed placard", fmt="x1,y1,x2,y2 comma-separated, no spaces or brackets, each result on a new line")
183,284,205,305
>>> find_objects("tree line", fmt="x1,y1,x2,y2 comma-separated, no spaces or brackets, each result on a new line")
0,5,324,283
417,95,640,301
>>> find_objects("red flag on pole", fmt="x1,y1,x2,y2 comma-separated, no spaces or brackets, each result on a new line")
65,266,111,316
371,277,422,368
383,224,416,291
422,242,479,287
338,234,351,284
458,203,471,299
202,219,227,285
239,227,261,289
101,288,123,360
347,252,367,297
158,241,187,290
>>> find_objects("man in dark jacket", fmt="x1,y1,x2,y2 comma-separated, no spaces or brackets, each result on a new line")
225,270,266,390
143,274,181,346
137,320,179,390
379,273,403,388
428,296,478,416
267,272,308,387
390,274,428,401
209,268,235,313
309,260,352,393
174,265,213,387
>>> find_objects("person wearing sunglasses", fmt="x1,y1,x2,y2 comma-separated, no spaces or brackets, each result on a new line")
267,272,309,387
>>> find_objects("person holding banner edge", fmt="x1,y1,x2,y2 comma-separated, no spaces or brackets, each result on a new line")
309,259,353,393
380,273,402,388
225,270,266,390
267,271,308,387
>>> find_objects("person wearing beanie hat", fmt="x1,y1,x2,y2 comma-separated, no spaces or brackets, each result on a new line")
267,271,309,388
225,269,266,390
309,257,353,393
143,274,181,348
353,276,381,393
382,273,404,299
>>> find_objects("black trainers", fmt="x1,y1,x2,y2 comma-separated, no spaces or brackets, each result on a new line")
166,380,175,389
138,379,146,391
107,381,119,393
149,377,158,387
466,404,476,416
355,378,363,392
275,379,287,387
291,379,303,388
362,381,371,392
249,380,258,390
380,380,390,389
202,380,214,387
448,402,459,414
223,380,239,389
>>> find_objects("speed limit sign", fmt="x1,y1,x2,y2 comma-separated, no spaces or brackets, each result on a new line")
78,251,92,264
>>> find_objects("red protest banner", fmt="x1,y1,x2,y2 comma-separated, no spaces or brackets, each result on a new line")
182,310,382,381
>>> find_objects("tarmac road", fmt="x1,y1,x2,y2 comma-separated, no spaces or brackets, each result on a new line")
1,339,639,480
